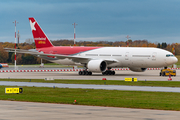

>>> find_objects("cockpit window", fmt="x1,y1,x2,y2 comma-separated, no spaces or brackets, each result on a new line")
166,54,174,57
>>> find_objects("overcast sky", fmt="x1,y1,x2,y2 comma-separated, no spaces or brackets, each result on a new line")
1,0,180,44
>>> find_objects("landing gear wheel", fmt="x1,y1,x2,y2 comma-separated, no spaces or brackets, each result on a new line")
162,72,165,76
112,71,115,75
102,70,115,75
82,71,86,75
85,71,89,75
105,71,109,75
88,71,92,75
79,71,82,75
79,70,92,75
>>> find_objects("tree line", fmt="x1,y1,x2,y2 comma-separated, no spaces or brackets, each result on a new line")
0,39,179,65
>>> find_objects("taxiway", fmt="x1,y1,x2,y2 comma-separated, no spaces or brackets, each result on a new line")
0,69,179,81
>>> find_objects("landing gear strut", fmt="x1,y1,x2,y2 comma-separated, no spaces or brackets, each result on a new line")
79,64,92,75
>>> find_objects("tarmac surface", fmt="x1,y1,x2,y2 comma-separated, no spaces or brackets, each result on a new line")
1,68,180,119
0,68,179,81
1,100,180,120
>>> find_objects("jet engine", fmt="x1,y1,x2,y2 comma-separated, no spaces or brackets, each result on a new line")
129,67,147,72
87,60,107,72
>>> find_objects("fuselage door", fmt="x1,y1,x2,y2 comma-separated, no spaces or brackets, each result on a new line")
125,52,129,60
152,52,157,60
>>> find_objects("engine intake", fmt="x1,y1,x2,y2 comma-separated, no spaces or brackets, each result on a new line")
87,60,107,72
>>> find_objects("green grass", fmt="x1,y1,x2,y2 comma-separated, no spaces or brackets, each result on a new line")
2,79,180,110
1,86,180,111
1,79,180,87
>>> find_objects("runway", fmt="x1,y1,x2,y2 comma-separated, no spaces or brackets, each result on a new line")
1,100,180,120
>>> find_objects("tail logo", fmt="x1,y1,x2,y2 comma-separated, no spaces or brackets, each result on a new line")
30,20,36,31
34,38,46,40
29,17,54,48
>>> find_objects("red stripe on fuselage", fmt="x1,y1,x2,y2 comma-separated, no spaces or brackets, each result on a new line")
36,46,101,55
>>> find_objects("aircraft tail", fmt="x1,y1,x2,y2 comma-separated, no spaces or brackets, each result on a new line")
29,17,54,48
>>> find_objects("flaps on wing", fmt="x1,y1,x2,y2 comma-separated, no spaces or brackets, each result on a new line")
4,48,90,63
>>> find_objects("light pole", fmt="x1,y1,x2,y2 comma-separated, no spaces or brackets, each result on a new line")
126,35,131,47
13,20,18,70
72,23,77,46
17,30,20,44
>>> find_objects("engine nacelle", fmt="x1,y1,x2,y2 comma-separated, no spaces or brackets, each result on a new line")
87,60,107,72
129,67,147,72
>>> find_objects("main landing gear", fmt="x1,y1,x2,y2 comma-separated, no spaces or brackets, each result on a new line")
78,67,115,76
102,70,115,75
79,70,92,75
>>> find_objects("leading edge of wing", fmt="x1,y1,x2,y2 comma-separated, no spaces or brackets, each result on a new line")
4,48,118,64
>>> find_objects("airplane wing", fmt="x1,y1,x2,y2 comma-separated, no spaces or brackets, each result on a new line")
4,48,118,64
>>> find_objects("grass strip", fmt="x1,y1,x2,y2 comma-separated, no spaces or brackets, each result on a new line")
1,86,180,111
1,79,180,87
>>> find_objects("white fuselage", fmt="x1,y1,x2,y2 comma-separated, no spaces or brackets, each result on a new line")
42,47,177,68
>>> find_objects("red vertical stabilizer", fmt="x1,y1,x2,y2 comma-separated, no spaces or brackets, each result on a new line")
29,17,54,48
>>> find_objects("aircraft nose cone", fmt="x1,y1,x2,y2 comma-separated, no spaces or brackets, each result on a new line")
173,57,178,64
166,56,178,65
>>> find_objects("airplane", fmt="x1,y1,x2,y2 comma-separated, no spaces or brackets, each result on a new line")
0,63,9,69
5,17,178,75
0,64,3,69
